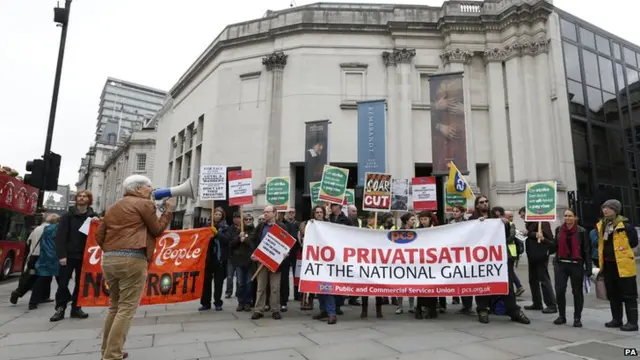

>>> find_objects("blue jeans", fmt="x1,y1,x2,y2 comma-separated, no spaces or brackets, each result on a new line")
226,263,237,296
318,295,336,316
236,265,252,307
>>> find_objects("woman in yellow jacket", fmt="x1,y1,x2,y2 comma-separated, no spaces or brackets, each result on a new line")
597,199,638,332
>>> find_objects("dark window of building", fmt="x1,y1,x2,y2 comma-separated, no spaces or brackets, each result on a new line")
571,119,594,194
613,43,622,60
595,35,611,56
560,18,577,41
615,63,626,91
591,124,626,184
624,47,637,67
563,42,582,82
601,91,618,123
579,27,596,49
567,80,585,116
587,86,603,114
598,57,616,94
583,50,600,88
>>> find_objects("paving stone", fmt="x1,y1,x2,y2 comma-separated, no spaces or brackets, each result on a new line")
182,319,255,333
538,326,626,343
373,348,469,360
153,329,240,346
448,342,520,360
371,322,446,336
156,311,237,324
554,340,634,360
483,335,567,357
127,323,182,336
126,342,210,359
376,329,483,353
1,341,69,360
296,339,399,360
235,323,313,339
60,335,152,355
609,335,640,348
201,349,307,360
302,327,386,345
0,316,58,334
0,328,101,346
206,334,316,357
303,319,378,332
519,353,594,360
21,352,100,360
460,323,541,339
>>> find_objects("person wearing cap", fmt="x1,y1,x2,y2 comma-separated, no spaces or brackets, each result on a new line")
596,199,638,331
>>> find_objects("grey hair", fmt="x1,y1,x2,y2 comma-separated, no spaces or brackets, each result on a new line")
347,205,357,212
123,175,152,195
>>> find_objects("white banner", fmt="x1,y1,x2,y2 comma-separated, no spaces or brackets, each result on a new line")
199,165,227,201
299,219,509,297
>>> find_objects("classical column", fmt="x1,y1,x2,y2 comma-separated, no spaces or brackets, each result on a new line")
503,43,528,183
440,49,476,186
262,51,287,178
396,49,416,180
530,37,560,181
520,41,541,181
483,48,511,189
382,50,399,177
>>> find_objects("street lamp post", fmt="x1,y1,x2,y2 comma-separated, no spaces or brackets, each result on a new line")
38,0,72,211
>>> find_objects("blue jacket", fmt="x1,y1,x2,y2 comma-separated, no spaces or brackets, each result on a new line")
36,224,60,277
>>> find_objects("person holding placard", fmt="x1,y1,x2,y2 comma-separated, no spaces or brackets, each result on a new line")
199,207,229,312
310,205,338,324
227,212,256,312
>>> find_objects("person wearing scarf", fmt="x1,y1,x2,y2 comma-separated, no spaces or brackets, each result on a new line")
597,199,638,332
551,209,592,328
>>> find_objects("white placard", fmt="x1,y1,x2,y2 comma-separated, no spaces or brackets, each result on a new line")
199,165,227,201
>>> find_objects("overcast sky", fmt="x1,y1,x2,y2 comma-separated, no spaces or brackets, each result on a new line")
1,0,638,189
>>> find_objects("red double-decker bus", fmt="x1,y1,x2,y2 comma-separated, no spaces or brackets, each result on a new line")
0,169,39,280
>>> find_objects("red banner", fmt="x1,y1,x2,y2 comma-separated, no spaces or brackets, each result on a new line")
0,172,38,215
77,221,212,307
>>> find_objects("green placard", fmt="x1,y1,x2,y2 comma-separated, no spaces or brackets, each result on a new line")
525,181,557,221
310,182,322,207
342,188,355,206
318,165,349,205
266,176,290,211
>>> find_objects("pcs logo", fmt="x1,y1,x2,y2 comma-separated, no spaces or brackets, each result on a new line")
387,230,417,244
318,283,334,293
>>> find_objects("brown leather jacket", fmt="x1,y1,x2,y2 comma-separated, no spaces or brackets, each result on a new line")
95,193,172,260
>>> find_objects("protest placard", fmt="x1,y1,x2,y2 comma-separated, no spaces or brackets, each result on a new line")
252,224,297,272
299,220,509,297
228,170,253,206
363,172,392,211
199,165,227,201
266,176,290,212
318,165,348,204
525,181,557,221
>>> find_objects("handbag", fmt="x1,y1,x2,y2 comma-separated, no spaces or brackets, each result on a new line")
595,275,607,300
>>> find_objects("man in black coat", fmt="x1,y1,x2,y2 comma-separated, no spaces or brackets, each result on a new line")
50,191,98,322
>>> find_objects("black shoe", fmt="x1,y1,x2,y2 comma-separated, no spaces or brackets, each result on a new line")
9,291,19,305
39,298,54,304
70,308,89,319
336,308,344,315
50,308,65,322
272,312,282,320
28,304,37,310
553,316,567,325
313,311,328,320
414,309,424,320
243,305,252,312
280,305,288,312
458,308,474,316
236,305,244,312
542,307,558,314
198,305,211,311
360,309,368,319
620,323,639,331
478,310,490,324
524,304,543,311
251,312,264,320
573,318,583,328
511,311,531,324
452,297,460,305
605,319,623,328
327,315,337,324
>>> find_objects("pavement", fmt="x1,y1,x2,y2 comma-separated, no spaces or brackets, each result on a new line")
0,260,639,360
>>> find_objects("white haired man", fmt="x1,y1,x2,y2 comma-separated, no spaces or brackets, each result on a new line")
95,175,173,360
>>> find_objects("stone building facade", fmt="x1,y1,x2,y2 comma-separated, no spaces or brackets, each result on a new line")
154,0,577,226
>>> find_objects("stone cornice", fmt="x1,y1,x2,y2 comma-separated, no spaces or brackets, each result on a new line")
482,36,550,63
382,48,416,66
262,51,287,71
440,48,473,66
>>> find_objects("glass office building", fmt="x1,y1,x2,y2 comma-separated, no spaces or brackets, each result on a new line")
559,9,640,225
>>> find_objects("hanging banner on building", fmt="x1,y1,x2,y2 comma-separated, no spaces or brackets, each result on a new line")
390,179,409,211
265,176,290,212
411,177,437,211
0,171,38,215
357,100,387,187
304,120,329,197
363,172,392,212
199,165,227,201
299,220,508,297
525,181,557,221
77,221,213,307
309,182,322,207
251,223,297,272
318,165,349,205
229,170,253,206
429,72,468,175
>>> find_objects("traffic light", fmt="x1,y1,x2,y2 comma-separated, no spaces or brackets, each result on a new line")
24,159,45,189
44,152,61,191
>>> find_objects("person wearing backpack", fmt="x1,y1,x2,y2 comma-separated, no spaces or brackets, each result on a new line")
597,199,638,332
